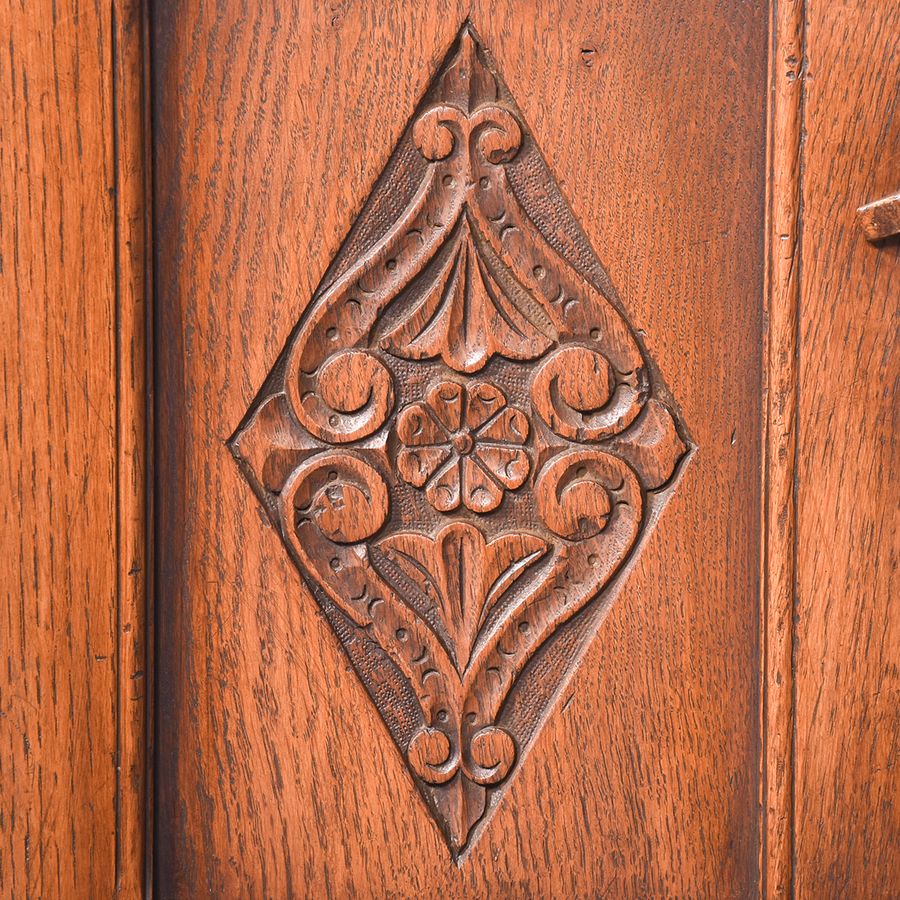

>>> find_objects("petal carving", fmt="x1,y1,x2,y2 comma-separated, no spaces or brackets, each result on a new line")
461,457,503,513
478,407,529,444
426,381,465,432
425,460,462,512
465,381,507,429
396,403,448,446
397,446,451,487
473,445,530,490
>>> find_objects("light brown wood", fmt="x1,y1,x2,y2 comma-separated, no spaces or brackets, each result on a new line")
228,28,691,859
762,0,804,895
113,0,152,894
153,2,767,895
4,0,897,894
0,3,149,898
794,1,900,895
0,3,118,896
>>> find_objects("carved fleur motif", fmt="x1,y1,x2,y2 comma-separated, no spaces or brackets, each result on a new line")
395,380,530,514
229,22,693,862
379,212,555,373
376,523,547,672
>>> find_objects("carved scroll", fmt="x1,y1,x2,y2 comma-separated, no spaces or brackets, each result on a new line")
230,22,692,861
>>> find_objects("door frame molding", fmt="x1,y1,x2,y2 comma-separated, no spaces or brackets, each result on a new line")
112,0,153,894
762,0,805,895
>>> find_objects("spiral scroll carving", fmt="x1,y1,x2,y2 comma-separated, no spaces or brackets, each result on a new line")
280,452,389,545
531,345,645,442
535,449,643,541
287,349,394,444
407,724,516,788
412,103,523,165
408,727,458,785
466,726,517,786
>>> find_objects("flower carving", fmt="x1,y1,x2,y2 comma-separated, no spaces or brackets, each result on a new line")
396,380,530,514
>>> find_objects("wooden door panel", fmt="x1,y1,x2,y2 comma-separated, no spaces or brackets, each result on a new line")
227,21,695,863
7,1,900,897
153,2,766,895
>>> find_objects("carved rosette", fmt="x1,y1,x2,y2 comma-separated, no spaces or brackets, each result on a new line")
230,23,692,860
395,380,530,514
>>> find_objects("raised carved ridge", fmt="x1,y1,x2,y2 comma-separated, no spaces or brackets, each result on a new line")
229,21,692,861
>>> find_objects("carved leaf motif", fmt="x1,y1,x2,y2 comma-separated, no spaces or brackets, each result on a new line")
376,523,548,672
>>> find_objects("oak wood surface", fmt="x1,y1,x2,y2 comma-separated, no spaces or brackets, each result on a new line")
153,2,767,896
0,3,149,898
1,3,119,897
794,1,900,895
762,0,804,894
113,0,152,894
4,0,896,895
226,24,693,863
3,0,897,895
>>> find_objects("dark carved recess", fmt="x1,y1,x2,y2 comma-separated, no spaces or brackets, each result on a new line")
229,22,692,861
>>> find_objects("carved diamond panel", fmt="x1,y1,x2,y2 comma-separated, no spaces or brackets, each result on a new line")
229,22,692,861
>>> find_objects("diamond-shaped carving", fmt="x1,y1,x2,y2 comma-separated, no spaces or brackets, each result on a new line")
229,22,692,861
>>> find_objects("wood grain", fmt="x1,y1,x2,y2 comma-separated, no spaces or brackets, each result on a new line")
0,3,149,897
794,1,900,895
227,26,691,861
0,3,118,897
3,0,897,893
153,2,767,895
762,0,804,895
113,0,152,894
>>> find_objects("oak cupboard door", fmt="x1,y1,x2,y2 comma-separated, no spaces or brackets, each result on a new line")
152,3,766,896
4,0,898,897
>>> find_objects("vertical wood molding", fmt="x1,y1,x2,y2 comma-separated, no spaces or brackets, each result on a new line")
1,3,121,896
113,0,152,895
763,0,804,896
794,2,899,893
0,2,150,897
